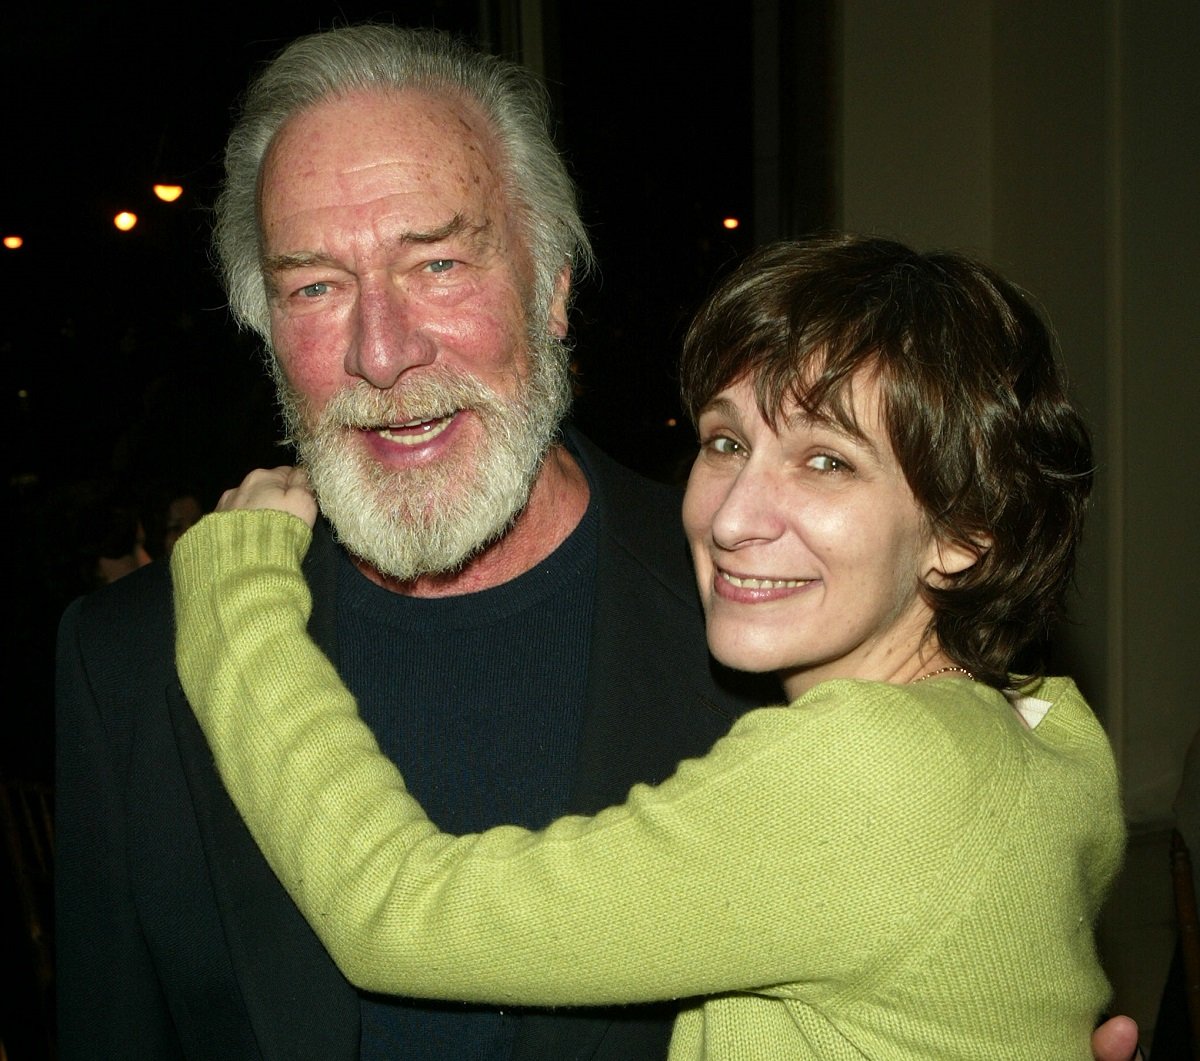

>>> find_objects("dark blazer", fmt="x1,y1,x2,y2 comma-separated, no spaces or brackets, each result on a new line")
55,432,775,1061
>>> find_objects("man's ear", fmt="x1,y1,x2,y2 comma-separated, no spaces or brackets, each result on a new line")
548,266,571,339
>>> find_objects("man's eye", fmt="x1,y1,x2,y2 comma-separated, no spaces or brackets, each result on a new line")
297,282,329,298
427,259,457,274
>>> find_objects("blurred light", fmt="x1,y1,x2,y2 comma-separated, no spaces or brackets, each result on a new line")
114,212,138,232
3,235,23,250
722,217,740,230
665,417,678,428
153,184,184,202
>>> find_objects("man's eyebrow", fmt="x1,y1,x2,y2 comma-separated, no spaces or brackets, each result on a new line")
261,214,490,277
261,251,340,276
403,213,488,245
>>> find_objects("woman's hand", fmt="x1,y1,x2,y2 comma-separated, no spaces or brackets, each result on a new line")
217,466,318,529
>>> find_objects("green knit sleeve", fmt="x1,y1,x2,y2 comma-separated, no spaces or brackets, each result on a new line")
171,511,1025,1008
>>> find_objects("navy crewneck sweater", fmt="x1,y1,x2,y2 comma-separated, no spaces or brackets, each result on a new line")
337,498,599,1060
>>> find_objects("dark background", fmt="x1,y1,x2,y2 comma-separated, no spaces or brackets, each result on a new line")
1,1,832,769
0,11,804,1054
1,2,769,499
4,0,821,783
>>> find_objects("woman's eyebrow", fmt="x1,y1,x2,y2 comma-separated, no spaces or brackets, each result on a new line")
784,406,878,455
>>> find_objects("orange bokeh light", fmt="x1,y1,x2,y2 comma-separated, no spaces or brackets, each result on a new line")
3,235,23,250
114,212,138,232
722,217,740,230
153,184,184,202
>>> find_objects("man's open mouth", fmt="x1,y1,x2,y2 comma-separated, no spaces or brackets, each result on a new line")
372,413,457,444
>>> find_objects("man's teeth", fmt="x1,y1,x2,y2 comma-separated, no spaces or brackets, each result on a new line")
720,572,809,590
376,415,453,444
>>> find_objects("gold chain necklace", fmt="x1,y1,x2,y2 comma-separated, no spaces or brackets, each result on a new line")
911,665,975,683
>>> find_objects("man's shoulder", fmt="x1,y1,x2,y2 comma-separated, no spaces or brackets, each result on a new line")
59,560,177,691
66,559,174,642
567,428,684,516
564,428,691,587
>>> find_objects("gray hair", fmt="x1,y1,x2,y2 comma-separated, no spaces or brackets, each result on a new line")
214,24,593,344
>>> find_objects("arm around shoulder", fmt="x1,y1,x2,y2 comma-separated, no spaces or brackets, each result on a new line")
171,562,1016,1011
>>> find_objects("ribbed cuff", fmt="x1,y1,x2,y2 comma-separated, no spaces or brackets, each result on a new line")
170,509,312,592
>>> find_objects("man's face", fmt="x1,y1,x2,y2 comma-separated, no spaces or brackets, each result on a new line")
259,89,570,581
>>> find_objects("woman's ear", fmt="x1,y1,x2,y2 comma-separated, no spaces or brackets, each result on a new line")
928,535,991,582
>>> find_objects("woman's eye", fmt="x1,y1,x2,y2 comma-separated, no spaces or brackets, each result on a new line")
297,282,329,298
706,436,743,456
808,454,850,473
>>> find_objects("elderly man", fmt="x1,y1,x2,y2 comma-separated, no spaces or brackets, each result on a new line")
56,23,1137,1061
55,25,769,1061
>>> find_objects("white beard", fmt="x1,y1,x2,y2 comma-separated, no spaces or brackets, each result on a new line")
274,331,572,581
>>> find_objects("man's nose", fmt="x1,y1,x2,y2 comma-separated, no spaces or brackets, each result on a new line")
344,283,437,389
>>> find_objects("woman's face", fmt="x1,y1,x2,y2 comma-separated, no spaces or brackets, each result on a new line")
683,372,963,699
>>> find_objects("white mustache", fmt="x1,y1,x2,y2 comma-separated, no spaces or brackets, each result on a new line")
315,371,507,431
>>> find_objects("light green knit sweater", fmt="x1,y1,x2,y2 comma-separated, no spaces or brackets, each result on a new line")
171,511,1124,1060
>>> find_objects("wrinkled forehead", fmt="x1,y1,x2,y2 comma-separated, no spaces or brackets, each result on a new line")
258,87,512,223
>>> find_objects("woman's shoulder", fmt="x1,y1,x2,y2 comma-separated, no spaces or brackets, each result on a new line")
722,675,1110,789
787,674,1097,734
782,676,1013,741
719,679,1020,806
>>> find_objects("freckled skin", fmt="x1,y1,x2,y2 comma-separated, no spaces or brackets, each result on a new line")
262,91,529,409
260,89,586,595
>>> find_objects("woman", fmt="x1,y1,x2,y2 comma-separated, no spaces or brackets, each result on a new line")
171,236,1124,1059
